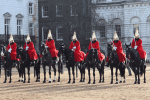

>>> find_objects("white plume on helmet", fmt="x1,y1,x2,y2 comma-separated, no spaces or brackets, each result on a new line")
135,29,139,38
47,30,52,39
72,32,77,40
113,31,119,40
92,31,96,40
9,34,14,42
26,34,31,41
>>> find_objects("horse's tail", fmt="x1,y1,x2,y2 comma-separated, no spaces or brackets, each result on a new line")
145,52,147,62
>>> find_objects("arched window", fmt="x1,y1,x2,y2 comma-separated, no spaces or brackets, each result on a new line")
113,18,122,37
130,17,140,35
56,26,63,41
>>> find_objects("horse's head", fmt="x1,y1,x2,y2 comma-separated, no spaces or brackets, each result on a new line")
125,43,132,58
59,43,65,55
107,43,113,57
88,48,98,63
0,45,6,57
40,42,48,56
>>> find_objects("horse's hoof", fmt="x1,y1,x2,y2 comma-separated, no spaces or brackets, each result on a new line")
102,81,104,83
79,80,82,82
68,81,71,83
3,81,6,83
110,82,113,84
18,80,20,82
134,81,137,84
23,81,25,83
99,81,101,83
138,82,140,84
28,81,30,83
49,81,51,83
9,81,11,83
119,81,122,83
88,82,90,84
21,80,23,82
58,79,60,82
93,81,95,84
144,81,146,83
82,80,85,82
73,81,75,83
53,80,56,82
35,79,38,82
123,81,126,83
115,82,118,84
43,81,46,83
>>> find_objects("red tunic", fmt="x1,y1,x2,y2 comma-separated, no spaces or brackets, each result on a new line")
106,40,126,62
23,42,38,60
131,39,146,59
45,40,58,58
6,43,17,60
69,41,85,62
85,41,105,61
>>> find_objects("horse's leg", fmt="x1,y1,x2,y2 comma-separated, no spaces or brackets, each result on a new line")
88,65,90,84
99,68,101,83
28,66,30,83
83,68,85,82
52,61,56,82
49,63,52,83
72,66,75,83
3,66,7,83
138,67,140,84
115,67,118,84
110,66,113,84
134,67,137,84
9,65,12,83
58,62,60,82
144,65,146,83
79,65,82,82
23,65,26,83
102,60,105,83
67,66,71,83
93,65,95,84
43,63,46,83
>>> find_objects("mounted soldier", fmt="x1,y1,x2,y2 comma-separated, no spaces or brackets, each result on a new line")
106,31,126,67
85,31,105,62
45,30,59,81
69,32,85,64
131,29,146,64
23,34,38,61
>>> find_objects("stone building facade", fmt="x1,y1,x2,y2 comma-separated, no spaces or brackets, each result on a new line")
38,0,91,52
0,0,39,52
91,0,150,60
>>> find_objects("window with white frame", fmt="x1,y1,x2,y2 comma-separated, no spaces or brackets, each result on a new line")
56,26,63,41
17,20,22,35
42,6,48,17
56,5,63,17
4,19,10,35
29,23,33,35
42,27,48,40
115,25,121,37
71,5,78,16
29,3,33,15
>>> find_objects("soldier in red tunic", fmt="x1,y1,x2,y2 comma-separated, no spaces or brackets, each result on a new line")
106,31,126,66
6,34,17,61
131,29,146,63
23,34,38,61
45,30,59,81
85,32,105,61
69,32,85,63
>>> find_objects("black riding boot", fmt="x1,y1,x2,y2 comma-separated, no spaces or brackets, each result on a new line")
106,61,110,67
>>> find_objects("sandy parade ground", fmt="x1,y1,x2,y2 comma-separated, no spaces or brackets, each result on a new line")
0,64,150,100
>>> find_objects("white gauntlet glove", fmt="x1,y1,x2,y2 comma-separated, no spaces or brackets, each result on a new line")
26,46,29,50
134,46,137,49
114,47,117,50
45,46,48,48
8,48,12,53
73,46,76,49
71,49,75,52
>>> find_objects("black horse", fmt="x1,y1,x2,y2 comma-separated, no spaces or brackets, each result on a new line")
107,43,126,84
40,42,58,83
85,48,105,84
125,43,146,84
17,46,41,83
59,43,85,83
0,45,17,83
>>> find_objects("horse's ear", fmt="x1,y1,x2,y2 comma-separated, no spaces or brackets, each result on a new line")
130,43,131,46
